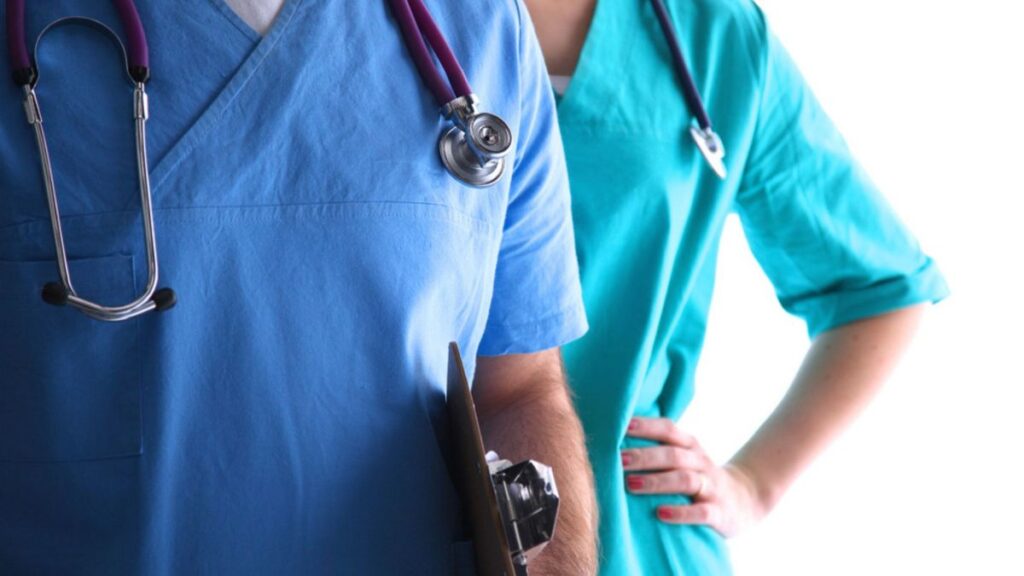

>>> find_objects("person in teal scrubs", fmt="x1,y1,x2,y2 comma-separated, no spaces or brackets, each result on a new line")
525,0,949,574
0,1,598,574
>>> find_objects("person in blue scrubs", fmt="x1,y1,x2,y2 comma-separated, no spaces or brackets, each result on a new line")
0,2,598,574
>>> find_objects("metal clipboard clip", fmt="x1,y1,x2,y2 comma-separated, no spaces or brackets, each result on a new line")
446,343,560,576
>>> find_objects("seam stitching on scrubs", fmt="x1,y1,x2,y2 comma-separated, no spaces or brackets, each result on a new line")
479,303,587,356
483,302,585,335
0,202,502,241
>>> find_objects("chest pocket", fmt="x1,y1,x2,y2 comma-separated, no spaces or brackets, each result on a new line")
0,254,141,462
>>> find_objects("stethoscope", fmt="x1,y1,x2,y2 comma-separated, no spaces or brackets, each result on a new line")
6,0,173,322
388,0,514,188
649,0,727,180
5,0,512,322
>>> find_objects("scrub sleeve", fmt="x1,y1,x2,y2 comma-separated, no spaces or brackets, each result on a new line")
735,32,947,337
480,2,587,356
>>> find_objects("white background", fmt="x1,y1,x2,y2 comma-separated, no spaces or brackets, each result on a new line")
683,1,1024,574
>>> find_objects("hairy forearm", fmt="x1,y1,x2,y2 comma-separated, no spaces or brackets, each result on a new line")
728,304,927,515
477,374,598,575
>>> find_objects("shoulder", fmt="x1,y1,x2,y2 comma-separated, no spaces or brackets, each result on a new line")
428,0,527,42
424,0,547,128
423,0,533,80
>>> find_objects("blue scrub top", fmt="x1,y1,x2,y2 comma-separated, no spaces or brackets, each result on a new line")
0,1,586,574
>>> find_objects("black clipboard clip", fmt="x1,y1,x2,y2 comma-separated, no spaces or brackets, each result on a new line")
446,343,560,576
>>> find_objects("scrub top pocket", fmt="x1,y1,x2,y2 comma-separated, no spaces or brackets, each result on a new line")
0,254,142,462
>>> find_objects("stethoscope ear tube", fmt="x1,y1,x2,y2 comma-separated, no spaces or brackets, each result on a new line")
7,9,174,322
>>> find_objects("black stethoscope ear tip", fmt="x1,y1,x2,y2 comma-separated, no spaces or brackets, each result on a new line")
41,282,176,314
41,282,69,306
152,288,177,312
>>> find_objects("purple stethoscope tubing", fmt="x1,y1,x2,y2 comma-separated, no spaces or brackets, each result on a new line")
5,0,28,72
388,0,472,107
6,0,150,84
649,0,727,178
387,0,513,187
649,0,712,132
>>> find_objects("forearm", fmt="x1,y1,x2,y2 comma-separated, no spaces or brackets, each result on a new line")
476,364,598,575
728,304,927,515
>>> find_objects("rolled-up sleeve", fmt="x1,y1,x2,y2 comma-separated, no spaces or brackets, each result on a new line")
735,29,949,338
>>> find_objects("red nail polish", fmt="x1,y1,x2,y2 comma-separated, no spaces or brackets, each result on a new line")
627,476,645,490
657,507,673,520
621,452,632,467
627,419,638,431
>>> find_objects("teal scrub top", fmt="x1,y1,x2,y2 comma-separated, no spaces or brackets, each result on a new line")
556,1,949,574
0,1,585,574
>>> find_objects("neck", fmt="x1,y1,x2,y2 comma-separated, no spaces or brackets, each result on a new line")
522,0,598,76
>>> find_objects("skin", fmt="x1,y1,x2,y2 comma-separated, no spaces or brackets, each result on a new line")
475,349,599,574
524,0,930,540
623,305,926,535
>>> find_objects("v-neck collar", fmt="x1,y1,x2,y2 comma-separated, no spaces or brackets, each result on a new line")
209,0,265,43
149,0,302,191
555,0,641,123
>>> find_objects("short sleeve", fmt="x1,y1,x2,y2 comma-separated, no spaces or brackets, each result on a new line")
735,29,949,338
477,2,588,355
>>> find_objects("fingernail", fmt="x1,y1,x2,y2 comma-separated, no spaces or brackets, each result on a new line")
627,419,638,431
627,476,645,490
657,507,673,520
621,452,632,467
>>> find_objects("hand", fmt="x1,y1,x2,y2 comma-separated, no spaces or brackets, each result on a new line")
621,417,766,538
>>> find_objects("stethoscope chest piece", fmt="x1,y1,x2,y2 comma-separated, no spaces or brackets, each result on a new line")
439,126,505,188
388,0,513,188
439,96,513,188
690,125,727,180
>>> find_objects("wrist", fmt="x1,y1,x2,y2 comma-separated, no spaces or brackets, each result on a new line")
723,460,774,521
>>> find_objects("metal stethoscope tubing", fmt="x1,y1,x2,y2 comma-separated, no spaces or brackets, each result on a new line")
6,1,175,321
388,0,514,188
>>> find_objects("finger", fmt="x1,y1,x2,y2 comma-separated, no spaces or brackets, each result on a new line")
626,417,697,448
656,504,718,526
621,445,707,472
625,470,707,496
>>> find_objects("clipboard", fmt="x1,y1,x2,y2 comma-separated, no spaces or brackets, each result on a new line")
446,342,520,576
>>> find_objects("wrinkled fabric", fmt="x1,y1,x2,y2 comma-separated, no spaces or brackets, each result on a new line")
0,1,585,574
555,1,948,574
